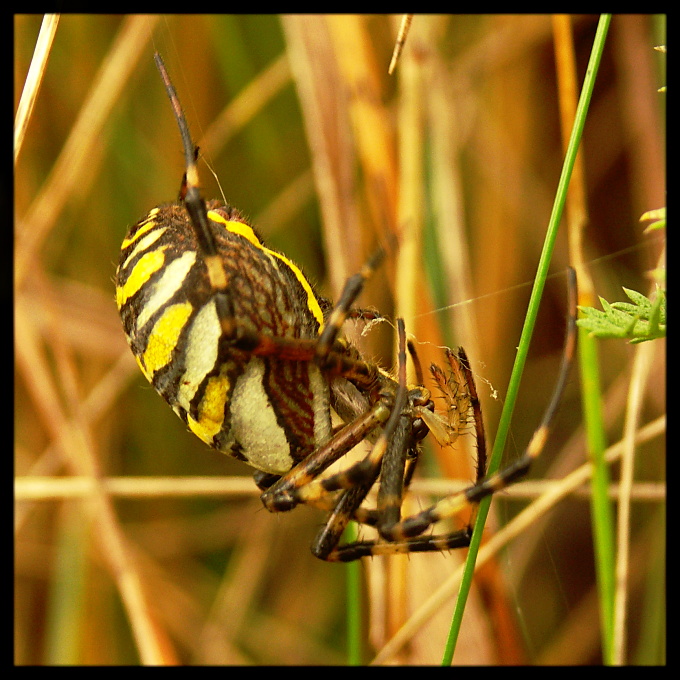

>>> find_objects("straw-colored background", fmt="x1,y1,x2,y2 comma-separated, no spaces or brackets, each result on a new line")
15,15,665,665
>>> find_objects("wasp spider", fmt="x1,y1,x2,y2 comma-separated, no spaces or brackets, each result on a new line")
115,53,576,561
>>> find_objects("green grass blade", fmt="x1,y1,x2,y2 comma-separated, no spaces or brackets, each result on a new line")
441,13,613,666
579,327,616,663
344,522,363,665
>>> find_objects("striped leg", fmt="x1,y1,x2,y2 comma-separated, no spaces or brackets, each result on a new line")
317,268,577,560
261,319,410,514
357,267,578,545
275,320,413,509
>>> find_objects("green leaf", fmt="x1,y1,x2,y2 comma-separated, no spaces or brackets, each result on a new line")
577,287,666,344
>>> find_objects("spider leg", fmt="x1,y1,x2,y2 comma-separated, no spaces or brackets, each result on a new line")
321,269,578,560
314,248,385,365
317,433,472,561
308,320,471,561
155,53,235,332
451,346,487,483
251,246,386,379
260,399,391,512
256,247,398,515
372,323,425,539
323,530,474,562
284,320,410,508
309,319,413,560
311,479,377,560
374,348,483,543
371,267,578,541
375,414,412,536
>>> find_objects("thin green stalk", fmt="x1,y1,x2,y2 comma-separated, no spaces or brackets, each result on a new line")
579,327,616,663
442,14,612,666
345,522,363,665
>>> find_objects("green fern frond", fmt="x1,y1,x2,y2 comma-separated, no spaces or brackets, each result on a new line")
577,286,666,344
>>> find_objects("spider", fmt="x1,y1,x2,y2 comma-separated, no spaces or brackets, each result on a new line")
115,53,577,562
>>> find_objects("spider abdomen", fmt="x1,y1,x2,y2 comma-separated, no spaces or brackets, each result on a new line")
115,201,333,474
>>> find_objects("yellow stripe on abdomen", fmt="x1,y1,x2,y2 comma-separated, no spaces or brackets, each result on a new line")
207,210,324,330
116,248,167,309
141,301,193,376
187,369,231,444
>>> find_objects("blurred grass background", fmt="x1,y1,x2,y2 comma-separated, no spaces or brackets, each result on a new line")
15,15,665,665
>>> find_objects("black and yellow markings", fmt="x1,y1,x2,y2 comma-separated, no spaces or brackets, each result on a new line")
206,209,325,328
115,53,578,562
116,196,333,476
